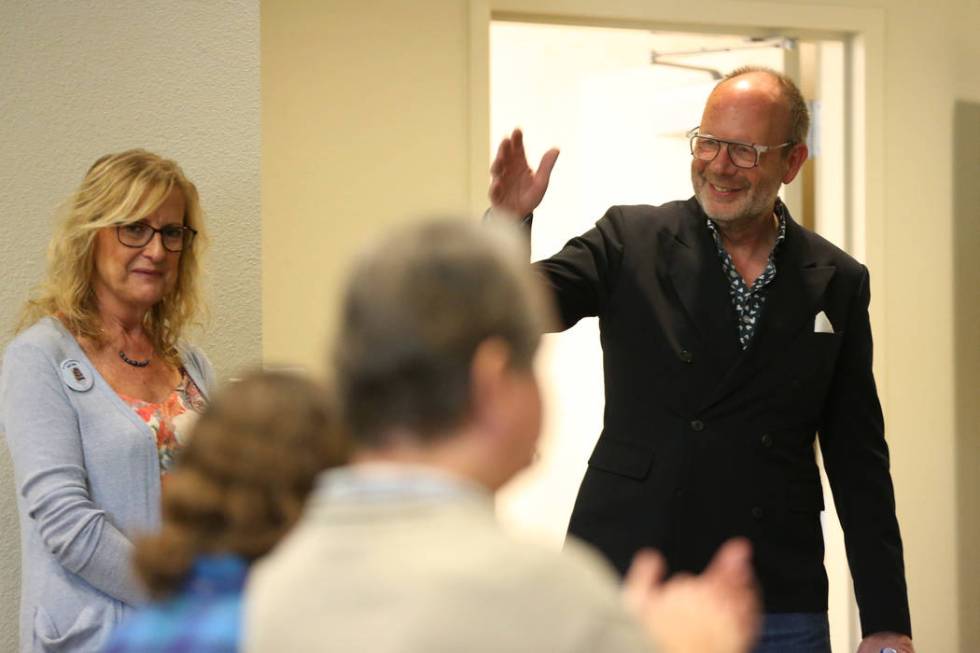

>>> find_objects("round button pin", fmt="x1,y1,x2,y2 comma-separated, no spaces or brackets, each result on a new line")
60,359,94,392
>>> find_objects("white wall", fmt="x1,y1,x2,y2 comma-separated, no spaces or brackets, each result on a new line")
0,2,261,649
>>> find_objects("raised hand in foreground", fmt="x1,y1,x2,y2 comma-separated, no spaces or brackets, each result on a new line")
623,538,761,653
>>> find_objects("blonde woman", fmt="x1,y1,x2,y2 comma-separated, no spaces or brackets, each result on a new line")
104,371,348,653
0,150,214,652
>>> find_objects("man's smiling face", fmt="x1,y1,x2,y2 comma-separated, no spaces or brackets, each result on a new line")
691,72,805,227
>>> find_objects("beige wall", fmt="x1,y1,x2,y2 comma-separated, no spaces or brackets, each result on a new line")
263,0,979,650
262,0,473,369
0,2,261,650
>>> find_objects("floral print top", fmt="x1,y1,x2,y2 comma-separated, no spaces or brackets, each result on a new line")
119,369,207,475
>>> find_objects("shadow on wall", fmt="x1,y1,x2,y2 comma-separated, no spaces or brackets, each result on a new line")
953,99,980,653
0,444,20,652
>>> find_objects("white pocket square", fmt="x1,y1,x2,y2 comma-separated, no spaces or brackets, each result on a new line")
813,310,835,334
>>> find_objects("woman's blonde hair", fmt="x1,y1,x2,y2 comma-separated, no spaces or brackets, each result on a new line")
19,149,206,362
133,370,350,598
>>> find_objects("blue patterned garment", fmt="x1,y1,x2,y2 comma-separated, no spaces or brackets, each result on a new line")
103,554,247,653
706,200,788,350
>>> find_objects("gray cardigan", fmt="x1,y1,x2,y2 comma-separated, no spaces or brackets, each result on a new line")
0,317,215,652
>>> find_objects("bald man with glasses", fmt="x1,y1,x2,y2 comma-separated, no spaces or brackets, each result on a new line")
488,66,912,653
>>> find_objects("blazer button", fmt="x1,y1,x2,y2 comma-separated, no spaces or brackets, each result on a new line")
751,506,764,520
679,349,694,363
690,419,704,432
760,433,773,447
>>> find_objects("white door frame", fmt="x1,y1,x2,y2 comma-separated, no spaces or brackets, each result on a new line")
469,1,886,650
467,0,886,342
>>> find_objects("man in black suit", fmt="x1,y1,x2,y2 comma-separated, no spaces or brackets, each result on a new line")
489,67,912,653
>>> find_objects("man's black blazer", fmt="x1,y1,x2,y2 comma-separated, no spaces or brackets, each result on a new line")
536,197,911,637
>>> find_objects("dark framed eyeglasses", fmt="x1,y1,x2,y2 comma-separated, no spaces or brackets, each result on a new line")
687,127,793,169
115,222,197,253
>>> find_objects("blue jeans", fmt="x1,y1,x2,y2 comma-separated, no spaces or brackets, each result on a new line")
753,612,831,653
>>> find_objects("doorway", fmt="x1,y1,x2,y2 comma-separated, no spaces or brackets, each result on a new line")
489,19,857,651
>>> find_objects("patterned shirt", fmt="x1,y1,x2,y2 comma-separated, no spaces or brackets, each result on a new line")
120,369,206,475
103,554,247,653
706,200,788,350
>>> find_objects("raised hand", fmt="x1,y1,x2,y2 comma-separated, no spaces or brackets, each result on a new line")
488,128,560,219
623,538,761,653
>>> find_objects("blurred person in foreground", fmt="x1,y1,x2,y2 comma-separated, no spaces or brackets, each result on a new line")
103,370,348,653
245,219,759,653
1,150,214,652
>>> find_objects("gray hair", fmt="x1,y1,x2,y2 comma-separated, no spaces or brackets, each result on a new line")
334,218,551,446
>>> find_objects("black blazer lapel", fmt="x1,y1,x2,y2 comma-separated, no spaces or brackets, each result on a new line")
663,200,740,369
700,217,836,411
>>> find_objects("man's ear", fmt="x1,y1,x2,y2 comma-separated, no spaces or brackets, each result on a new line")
782,142,809,184
469,338,511,426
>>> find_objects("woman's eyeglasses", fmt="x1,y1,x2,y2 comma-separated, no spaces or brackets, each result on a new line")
116,223,197,252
